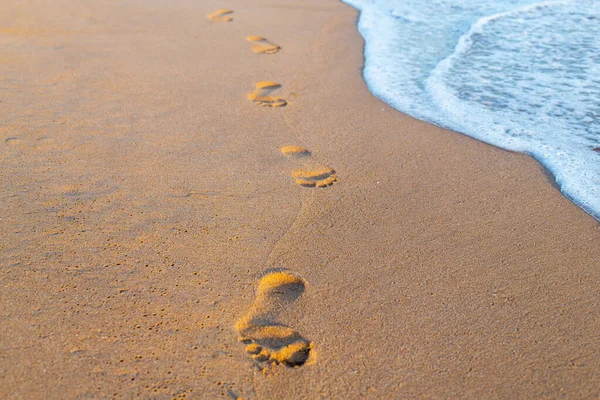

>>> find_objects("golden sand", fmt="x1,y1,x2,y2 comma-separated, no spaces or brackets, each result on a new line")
2,0,600,398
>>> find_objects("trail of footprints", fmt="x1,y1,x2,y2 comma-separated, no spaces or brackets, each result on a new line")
205,6,341,368
235,272,312,367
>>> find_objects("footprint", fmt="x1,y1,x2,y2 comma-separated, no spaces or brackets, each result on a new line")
248,82,287,107
235,271,312,367
291,167,337,188
207,9,234,22
246,36,281,55
280,146,337,188
280,146,311,159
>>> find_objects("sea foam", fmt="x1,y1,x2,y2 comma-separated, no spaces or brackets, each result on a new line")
343,0,600,220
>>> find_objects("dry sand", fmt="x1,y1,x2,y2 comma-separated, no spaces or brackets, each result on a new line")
1,0,599,398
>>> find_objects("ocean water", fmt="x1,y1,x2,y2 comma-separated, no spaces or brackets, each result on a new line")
342,0,600,220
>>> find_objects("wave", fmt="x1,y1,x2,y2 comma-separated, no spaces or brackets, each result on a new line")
343,0,600,220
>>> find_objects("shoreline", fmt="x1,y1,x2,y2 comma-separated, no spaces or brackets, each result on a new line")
1,0,599,398
344,0,600,223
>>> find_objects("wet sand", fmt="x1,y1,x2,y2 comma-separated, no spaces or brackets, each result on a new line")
1,0,599,398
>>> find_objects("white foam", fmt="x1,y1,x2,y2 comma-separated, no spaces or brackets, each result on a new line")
343,0,600,220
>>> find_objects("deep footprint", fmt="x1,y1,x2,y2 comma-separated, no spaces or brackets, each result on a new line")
235,271,312,367
248,82,287,107
246,36,281,54
280,146,338,188
207,9,234,22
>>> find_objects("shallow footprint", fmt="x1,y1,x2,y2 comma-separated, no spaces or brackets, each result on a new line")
280,145,311,159
248,82,287,107
207,9,234,22
280,146,337,188
292,167,337,188
235,271,312,367
246,36,281,54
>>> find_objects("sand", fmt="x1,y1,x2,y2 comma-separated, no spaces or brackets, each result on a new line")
1,0,599,398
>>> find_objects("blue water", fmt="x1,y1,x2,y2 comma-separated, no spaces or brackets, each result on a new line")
342,0,600,220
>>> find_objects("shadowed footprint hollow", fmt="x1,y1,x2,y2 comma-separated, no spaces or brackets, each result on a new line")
248,82,287,107
235,271,312,367
280,146,338,187
207,9,234,22
246,36,281,54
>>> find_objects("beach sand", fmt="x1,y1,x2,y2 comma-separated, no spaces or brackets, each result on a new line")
1,0,599,398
